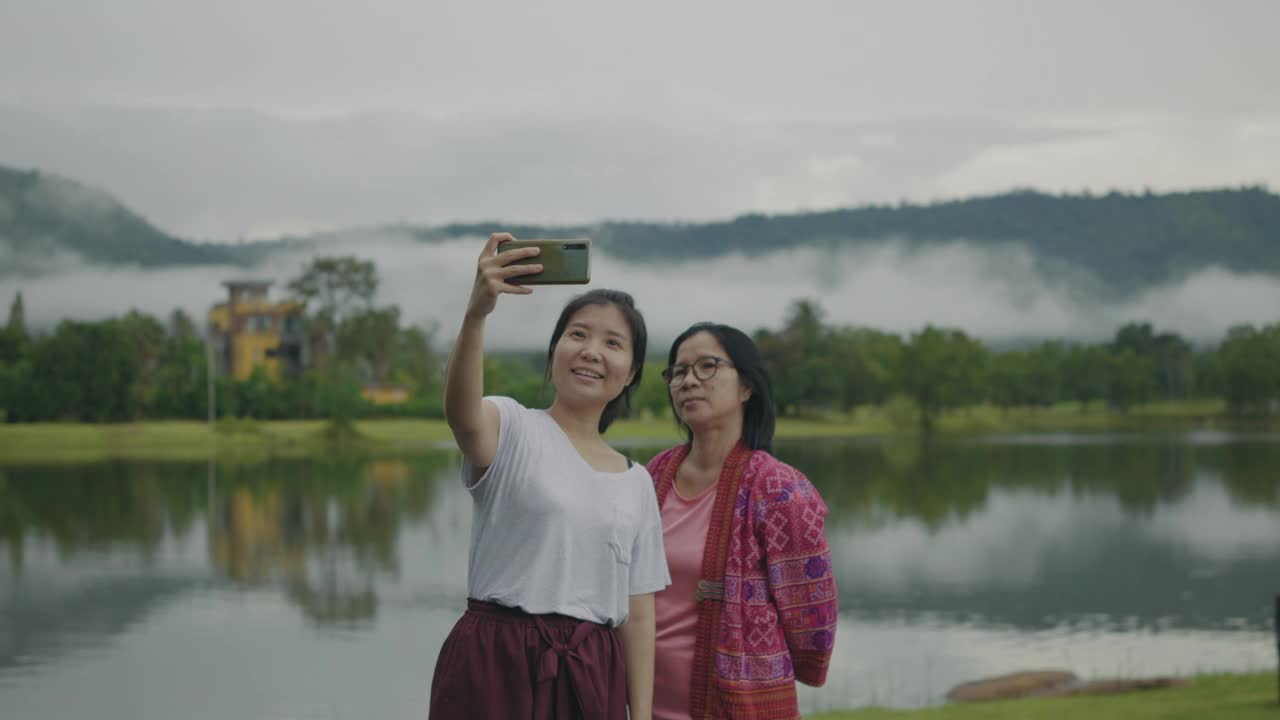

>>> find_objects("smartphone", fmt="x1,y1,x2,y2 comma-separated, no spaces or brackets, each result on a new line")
503,238,592,285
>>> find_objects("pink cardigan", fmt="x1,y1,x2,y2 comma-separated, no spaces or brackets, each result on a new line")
648,442,838,720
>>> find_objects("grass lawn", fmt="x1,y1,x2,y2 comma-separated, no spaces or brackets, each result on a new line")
0,399,1262,464
810,673,1278,720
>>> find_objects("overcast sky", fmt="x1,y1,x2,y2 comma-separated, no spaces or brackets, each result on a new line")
1,1,1277,241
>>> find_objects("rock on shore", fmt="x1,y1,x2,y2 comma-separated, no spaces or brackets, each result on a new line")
946,671,1189,702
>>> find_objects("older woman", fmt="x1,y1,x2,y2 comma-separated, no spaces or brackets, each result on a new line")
647,322,837,720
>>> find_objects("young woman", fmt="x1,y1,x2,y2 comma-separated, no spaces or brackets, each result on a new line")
648,322,837,720
429,233,670,720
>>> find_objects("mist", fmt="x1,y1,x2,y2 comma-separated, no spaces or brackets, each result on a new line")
4,234,1279,351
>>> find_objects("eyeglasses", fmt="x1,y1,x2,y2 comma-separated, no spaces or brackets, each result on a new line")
661,356,734,388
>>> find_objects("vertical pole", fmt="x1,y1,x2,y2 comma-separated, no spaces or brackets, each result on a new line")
206,328,217,426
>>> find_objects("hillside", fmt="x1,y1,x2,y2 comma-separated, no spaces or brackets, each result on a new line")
2,162,1277,297
0,166,236,273
591,187,1280,290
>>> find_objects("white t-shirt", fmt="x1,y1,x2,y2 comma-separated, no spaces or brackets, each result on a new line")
461,396,671,626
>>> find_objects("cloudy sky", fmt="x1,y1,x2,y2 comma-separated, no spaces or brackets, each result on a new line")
1,1,1277,242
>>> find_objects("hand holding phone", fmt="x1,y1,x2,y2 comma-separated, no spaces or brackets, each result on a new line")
503,238,592,285
465,232,545,319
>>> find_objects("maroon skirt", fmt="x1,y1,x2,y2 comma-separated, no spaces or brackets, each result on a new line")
429,599,628,720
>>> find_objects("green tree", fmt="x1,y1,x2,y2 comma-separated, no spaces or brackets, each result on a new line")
235,366,292,419
1111,322,1194,399
391,324,440,396
0,291,28,365
315,365,368,425
631,360,672,419
30,320,136,421
288,256,378,322
1107,349,1156,411
755,300,841,415
1025,341,1067,406
337,306,401,385
168,308,197,342
829,328,903,410
149,309,208,418
288,257,379,369
483,354,545,409
1061,343,1110,409
991,342,1068,409
5,290,25,337
1191,348,1223,398
988,350,1033,410
0,359,33,422
899,326,989,430
114,310,167,414
1216,324,1280,416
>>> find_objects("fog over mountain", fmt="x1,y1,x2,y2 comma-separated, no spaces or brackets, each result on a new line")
5,229,1278,350
4,162,1279,348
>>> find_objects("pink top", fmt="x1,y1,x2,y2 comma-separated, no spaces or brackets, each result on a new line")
653,479,717,720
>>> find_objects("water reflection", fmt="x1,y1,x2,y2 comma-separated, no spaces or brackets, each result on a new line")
207,459,439,625
789,433,1280,528
765,435,1280,633
0,434,1277,716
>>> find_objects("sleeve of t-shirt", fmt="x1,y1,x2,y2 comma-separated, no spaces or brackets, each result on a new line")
628,470,672,594
460,395,526,494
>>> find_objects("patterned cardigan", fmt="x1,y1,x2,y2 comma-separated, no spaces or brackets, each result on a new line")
648,442,838,720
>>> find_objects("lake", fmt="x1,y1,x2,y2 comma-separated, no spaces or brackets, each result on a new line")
1,431,1277,718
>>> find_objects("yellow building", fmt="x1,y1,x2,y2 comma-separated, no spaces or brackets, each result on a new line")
208,281,305,381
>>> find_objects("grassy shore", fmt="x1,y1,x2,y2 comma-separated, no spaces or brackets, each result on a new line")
0,399,1268,464
810,673,1277,720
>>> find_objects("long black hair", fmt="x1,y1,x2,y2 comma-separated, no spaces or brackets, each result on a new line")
667,322,776,453
545,289,647,433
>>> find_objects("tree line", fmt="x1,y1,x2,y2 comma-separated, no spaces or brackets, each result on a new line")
748,300,1280,428
1,260,1278,426
0,257,442,423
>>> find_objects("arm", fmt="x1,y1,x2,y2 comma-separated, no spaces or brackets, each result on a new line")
442,232,542,469
758,466,838,687
618,592,656,720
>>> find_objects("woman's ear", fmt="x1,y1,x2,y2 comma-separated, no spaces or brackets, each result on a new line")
740,383,753,404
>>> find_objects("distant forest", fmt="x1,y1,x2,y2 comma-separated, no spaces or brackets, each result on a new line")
594,187,1280,291
2,163,1278,297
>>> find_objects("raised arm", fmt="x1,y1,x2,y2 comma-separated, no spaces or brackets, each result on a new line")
443,232,542,468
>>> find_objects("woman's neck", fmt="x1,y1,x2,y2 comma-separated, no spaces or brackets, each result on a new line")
686,420,743,474
546,401,603,444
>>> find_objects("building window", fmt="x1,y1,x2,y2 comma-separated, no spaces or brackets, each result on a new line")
246,315,273,333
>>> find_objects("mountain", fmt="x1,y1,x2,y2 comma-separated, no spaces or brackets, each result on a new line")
352,187,1280,296
3,162,1278,297
590,188,1280,291
0,165,238,274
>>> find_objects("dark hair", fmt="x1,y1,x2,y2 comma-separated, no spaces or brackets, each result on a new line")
545,289,647,433
667,322,776,453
